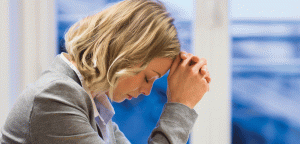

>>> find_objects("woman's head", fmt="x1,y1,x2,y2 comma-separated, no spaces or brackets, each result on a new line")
64,0,180,100
112,57,173,102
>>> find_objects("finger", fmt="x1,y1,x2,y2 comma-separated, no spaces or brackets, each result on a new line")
190,56,200,66
202,73,210,92
191,56,200,63
180,51,188,62
204,72,211,83
180,51,187,59
169,54,181,77
200,65,207,75
203,70,211,83
179,53,193,67
201,76,210,92
191,58,207,73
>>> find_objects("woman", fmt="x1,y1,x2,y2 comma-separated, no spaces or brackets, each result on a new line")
1,0,211,143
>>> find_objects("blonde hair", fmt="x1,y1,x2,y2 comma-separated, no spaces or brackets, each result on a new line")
64,0,180,100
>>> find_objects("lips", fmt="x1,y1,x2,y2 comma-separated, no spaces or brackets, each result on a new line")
127,94,133,100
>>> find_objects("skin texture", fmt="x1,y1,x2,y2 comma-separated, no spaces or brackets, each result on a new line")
71,51,211,108
110,51,211,109
167,52,211,109
69,54,172,102
111,58,173,102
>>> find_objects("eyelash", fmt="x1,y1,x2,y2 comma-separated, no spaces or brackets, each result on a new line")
145,77,149,83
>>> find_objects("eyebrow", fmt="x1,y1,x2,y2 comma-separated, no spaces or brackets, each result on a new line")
152,70,162,78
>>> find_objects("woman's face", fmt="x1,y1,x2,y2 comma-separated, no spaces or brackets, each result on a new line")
111,57,173,102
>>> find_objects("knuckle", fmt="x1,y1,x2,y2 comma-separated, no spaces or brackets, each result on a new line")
202,79,208,85
178,64,185,69
188,66,194,71
206,74,210,78
193,71,201,78
200,58,207,63
203,72,208,76
191,67,199,74
181,51,187,55
186,68,195,76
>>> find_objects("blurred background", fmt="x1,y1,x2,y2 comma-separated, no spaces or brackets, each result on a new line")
230,0,300,143
0,0,299,143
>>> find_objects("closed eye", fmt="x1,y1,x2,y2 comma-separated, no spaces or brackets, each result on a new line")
145,77,149,83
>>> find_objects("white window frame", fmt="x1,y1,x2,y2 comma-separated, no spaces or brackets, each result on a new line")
192,0,231,143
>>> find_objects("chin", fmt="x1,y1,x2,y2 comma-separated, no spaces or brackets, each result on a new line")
112,98,125,103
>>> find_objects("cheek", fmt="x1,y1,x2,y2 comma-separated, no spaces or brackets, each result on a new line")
115,74,144,94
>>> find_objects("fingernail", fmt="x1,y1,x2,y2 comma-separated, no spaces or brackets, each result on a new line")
182,54,186,57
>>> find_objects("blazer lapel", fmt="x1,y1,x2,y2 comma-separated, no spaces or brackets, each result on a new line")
96,123,104,139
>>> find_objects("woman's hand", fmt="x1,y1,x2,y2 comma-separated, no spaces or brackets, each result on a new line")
167,52,211,109
179,51,210,82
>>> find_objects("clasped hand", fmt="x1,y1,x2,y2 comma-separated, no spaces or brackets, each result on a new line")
167,51,211,109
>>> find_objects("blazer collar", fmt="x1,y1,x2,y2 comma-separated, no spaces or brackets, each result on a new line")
47,55,82,86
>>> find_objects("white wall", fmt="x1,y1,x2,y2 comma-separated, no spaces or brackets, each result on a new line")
0,0,57,129
0,0,11,129
192,0,231,143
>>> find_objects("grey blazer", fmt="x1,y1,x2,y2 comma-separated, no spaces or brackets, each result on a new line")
1,55,198,144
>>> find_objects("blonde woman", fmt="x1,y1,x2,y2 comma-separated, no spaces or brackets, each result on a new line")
1,0,211,143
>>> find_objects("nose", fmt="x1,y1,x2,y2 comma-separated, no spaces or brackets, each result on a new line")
140,84,153,96
141,89,151,96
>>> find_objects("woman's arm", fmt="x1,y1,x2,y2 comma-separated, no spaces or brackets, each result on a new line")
148,103,198,144
111,103,197,144
148,53,210,143
112,122,131,143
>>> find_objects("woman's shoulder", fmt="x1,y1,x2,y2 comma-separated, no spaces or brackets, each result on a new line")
1,71,95,144
15,70,92,115
30,71,91,106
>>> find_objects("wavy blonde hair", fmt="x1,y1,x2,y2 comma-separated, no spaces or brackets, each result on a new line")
65,0,180,100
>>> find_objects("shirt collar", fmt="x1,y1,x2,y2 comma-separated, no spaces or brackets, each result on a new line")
60,53,115,124
94,97,115,124
60,52,84,83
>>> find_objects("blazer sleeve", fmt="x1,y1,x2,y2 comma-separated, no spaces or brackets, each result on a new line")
148,103,198,144
30,80,105,144
112,122,131,143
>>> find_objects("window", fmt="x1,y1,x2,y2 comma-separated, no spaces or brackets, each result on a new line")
230,0,300,143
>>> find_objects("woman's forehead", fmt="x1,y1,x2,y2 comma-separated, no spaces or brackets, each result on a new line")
146,58,173,76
